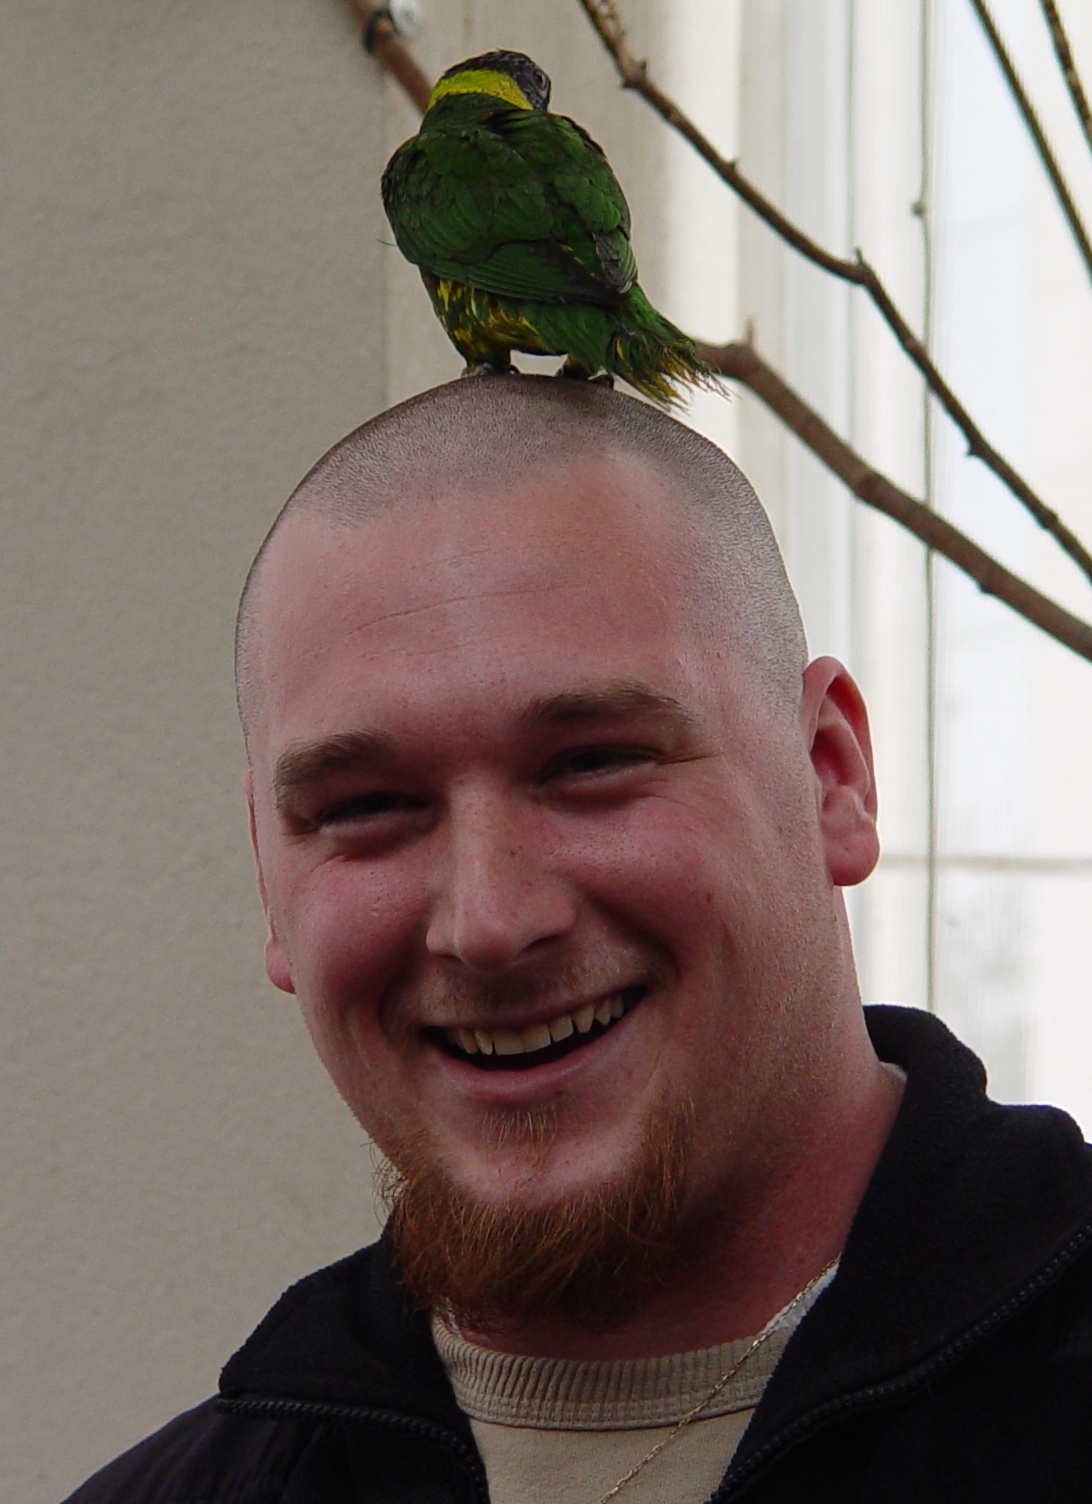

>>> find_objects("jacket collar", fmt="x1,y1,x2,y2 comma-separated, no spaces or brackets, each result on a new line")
733,1005,1092,1471
219,1226,469,1435
220,1007,1092,1450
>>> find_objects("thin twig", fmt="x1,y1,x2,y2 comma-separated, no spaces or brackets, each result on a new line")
1038,0,1092,162
702,342,1092,665
969,0,1092,285
575,0,1092,589
349,1,432,113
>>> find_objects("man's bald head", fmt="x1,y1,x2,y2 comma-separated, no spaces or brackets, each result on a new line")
235,375,806,747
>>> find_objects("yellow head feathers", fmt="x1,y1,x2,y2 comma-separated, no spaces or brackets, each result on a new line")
426,68,534,112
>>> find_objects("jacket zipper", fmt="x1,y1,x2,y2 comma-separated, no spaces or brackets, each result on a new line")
709,1217,1092,1500
220,1394,490,1503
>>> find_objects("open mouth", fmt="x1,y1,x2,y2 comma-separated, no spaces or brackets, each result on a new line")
432,983,646,1072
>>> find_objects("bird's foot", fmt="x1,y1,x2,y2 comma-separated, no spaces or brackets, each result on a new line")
557,361,612,389
462,360,511,378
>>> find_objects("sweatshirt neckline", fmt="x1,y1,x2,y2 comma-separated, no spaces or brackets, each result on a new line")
431,1266,837,1431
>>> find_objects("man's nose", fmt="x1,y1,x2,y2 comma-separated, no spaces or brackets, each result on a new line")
424,792,577,972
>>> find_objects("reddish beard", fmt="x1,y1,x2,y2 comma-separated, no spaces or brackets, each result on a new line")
380,1094,694,1335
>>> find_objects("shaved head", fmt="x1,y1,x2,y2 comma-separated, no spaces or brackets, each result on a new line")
236,375,806,747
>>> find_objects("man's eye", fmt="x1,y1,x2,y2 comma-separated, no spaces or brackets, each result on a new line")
314,792,420,826
553,747,651,779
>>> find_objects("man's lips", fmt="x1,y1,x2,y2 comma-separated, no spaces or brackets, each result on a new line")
425,983,646,1072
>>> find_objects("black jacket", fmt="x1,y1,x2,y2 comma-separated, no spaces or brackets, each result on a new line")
64,1006,1092,1502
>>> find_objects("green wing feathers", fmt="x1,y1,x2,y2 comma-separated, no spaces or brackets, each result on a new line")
383,104,635,302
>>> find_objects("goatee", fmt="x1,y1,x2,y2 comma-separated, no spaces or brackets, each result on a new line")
380,1095,694,1335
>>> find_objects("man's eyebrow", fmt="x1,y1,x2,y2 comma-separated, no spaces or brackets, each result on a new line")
272,686,698,809
273,731,395,811
517,683,699,734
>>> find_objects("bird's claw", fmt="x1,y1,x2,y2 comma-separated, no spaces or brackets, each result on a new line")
556,363,614,389
462,361,511,378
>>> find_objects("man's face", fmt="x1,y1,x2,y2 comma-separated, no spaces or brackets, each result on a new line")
246,454,869,1233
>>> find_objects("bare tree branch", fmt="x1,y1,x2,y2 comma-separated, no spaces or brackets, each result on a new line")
703,342,1092,665
969,0,1092,286
350,1,432,113
575,0,1092,589
1038,0,1092,163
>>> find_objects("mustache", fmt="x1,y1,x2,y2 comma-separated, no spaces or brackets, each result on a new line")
390,947,674,1027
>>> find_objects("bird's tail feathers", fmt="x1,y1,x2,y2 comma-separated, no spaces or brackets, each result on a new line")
609,289,719,410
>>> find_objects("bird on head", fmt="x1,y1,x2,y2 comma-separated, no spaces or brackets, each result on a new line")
381,49,715,409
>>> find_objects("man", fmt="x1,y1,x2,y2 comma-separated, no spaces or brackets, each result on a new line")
68,376,1092,1503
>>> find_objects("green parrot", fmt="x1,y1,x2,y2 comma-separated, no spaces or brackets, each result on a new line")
381,49,712,409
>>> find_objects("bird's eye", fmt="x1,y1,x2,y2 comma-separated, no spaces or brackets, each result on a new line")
533,69,547,89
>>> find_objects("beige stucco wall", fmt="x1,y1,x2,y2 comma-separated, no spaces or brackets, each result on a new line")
1,3,666,1498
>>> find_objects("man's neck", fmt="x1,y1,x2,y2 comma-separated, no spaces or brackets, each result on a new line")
459,1055,905,1362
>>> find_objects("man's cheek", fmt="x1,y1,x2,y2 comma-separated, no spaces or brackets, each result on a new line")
299,992,377,1100
588,836,722,939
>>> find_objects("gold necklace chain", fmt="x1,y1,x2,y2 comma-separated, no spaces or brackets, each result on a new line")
594,1259,839,1504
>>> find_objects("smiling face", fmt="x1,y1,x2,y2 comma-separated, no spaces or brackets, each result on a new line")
245,450,876,1254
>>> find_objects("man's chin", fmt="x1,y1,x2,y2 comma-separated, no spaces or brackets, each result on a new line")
380,1094,693,1335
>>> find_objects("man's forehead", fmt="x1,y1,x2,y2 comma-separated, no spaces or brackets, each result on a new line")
255,451,692,628
242,457,731,750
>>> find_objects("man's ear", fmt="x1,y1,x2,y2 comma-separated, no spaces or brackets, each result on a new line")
244,770,296,995
800,657,879,888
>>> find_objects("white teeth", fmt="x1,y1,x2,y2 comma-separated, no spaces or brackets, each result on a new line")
445,991,637,1058
521,1022,552,1052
